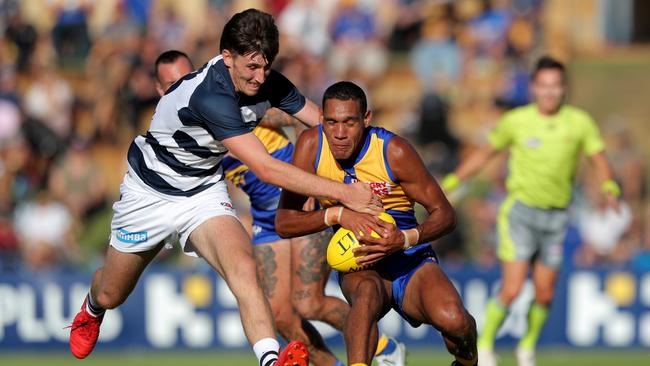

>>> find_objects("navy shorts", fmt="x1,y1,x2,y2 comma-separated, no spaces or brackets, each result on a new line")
339,243,438,327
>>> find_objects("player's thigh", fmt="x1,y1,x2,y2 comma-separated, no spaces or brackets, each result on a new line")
189,215,254,280
497,198,537,263
253,239,292,304
537,209,569,269
291,231,332,297
400,262,467,329
340,270,391,309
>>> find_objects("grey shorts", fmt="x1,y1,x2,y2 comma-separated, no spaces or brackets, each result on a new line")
496,197,569,269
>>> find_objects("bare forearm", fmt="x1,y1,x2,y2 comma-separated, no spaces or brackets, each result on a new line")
455,146,498,181
258,108,300,129
255,157,346,201
276,209,328,238
590,151,616,182
416,205,456,244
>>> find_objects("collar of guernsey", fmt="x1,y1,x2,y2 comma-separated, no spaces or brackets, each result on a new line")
487,103,605,209
315,125,417,230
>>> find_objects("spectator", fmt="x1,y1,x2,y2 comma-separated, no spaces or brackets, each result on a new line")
13,190,80,271
328,0,388,84
23,61,74,142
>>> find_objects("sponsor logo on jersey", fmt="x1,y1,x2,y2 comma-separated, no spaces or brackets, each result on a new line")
369,182,391,197
526,137,541,148
220,202,234,209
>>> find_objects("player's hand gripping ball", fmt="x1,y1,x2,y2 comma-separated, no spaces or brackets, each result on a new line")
326,212,396,272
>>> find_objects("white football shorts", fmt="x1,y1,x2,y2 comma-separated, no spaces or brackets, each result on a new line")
109,171,238,257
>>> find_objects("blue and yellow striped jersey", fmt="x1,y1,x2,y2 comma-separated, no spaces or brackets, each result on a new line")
222,125,293,210
315,125,417,230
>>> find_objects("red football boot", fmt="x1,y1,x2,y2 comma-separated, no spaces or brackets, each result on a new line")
275,340,309,366
69,299,104,359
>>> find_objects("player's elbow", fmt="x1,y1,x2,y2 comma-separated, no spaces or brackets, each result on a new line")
440,203,457,234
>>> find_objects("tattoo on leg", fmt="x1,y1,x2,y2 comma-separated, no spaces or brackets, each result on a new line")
297,232,330,285
253,246,278,298
293,289,312,301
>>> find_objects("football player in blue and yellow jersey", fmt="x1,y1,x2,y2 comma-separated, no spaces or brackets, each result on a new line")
276,81,478,366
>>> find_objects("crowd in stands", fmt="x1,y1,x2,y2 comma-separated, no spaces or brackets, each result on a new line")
0,0,646,273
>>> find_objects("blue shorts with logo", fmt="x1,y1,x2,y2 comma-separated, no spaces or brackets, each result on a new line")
339,243,438,327
223,144,294,246
250,195,283,245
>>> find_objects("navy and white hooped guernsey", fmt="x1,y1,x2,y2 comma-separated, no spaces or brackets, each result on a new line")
127,55,306,196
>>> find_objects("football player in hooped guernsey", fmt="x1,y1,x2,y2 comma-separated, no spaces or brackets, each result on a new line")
276,81,478,366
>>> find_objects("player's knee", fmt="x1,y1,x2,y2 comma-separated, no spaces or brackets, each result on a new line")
499,284,523,306
437,302,475,337
273,307,298,335
352,278,383,307
230,255,259,285
292,295,322,320
535,287,555,306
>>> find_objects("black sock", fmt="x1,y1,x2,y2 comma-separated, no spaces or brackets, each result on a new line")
86,294,105,317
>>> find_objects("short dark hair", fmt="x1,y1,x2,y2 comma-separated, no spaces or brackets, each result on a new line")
322,81,368,115
531,55,566,81
154,50,193,80
219,8,279,64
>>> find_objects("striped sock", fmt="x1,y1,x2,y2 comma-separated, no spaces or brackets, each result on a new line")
85,294,105,317
253,338,279,366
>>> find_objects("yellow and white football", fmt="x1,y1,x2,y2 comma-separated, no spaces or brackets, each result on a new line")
326,212,396,272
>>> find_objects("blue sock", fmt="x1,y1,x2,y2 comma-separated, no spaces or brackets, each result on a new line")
377,337,397,356
333,360,345,366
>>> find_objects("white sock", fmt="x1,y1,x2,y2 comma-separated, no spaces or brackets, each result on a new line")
253,338,279,366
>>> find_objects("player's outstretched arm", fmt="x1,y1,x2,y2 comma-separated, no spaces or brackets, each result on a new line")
354,136,457,264
441,144,499,192
223,131,382,215
259,99,320,129
589,151,621,211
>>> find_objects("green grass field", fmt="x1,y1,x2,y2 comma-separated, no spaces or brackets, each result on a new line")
2,349,649,366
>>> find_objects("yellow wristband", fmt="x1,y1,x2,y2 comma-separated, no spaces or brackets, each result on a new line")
441,173,460,192
601,180,621,198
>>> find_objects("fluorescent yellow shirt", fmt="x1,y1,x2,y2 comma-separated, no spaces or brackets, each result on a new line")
488,104,604,209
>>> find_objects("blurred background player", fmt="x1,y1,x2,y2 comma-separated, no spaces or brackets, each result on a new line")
441,56,621,366
154,51,402,366
68,8,383,365
277,81,478,366
153,50,194,96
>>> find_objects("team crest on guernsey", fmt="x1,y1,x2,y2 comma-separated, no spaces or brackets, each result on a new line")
368,182,391,197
